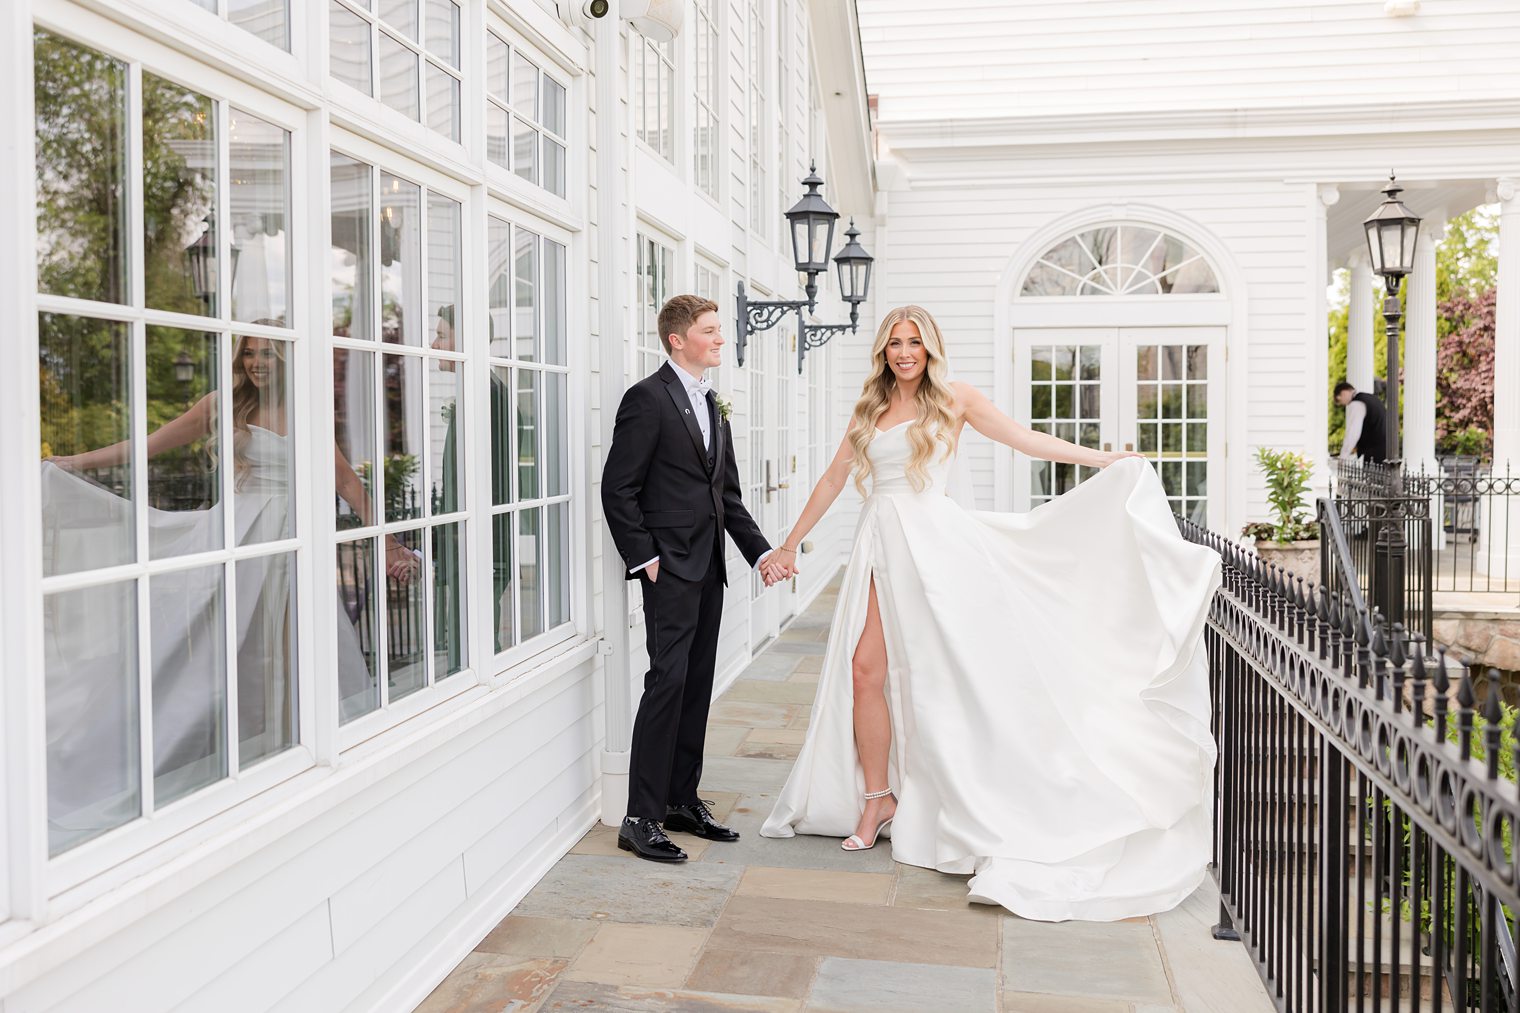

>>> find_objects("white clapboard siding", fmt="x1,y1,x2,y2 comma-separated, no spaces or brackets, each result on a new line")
857,0,1520,121
9,662,601,1012
863,181,1318,527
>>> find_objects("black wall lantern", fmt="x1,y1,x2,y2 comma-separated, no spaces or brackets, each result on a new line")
736,166,872,372
786,164,839,310
798,219,874,373
1361,173,1422,462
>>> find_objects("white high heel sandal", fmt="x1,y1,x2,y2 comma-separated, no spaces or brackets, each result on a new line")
841,787,895,852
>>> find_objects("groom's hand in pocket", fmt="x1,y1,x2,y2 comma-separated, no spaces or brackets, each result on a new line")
645,560,660,583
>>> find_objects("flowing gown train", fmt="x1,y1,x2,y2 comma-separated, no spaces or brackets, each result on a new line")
40,427,373,846
759,422,1222,922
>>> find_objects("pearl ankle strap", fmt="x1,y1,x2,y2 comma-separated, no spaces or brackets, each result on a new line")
864,788,893,800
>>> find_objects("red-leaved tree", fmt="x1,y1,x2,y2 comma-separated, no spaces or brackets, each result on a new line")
1435,287,1496,455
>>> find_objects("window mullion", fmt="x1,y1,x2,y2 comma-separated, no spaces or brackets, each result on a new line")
215,98,240,779
124,58,156,822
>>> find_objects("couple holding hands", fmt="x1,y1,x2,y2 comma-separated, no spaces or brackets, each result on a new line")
602,294,1221,922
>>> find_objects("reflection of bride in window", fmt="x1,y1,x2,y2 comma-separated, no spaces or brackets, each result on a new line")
42,332,415,839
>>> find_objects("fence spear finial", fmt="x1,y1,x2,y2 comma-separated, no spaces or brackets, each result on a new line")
1483,678,1503,779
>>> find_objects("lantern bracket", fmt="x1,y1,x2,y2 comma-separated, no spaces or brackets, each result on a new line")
798,320,857,374
734,281,808,368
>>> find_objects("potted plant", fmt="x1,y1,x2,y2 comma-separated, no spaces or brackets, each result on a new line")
1241,447,1320,577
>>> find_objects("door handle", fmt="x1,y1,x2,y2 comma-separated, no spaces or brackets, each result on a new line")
1103,443,1112,452
776,481,790,489
1124,443,1134,452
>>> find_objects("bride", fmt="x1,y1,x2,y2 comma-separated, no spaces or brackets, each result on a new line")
757,305,1221,922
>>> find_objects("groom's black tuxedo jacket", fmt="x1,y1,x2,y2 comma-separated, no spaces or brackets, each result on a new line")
602,363,770,585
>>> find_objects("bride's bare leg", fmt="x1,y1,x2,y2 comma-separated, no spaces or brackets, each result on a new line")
848,577,897,846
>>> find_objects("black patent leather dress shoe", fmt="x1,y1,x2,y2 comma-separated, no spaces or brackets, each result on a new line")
664,800,740,842
618,817,688,862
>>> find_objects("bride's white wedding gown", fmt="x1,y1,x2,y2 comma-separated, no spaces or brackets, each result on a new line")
759,421,1222,922
41,427,374,847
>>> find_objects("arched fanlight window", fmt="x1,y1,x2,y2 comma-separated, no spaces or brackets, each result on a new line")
1020,224,1219,297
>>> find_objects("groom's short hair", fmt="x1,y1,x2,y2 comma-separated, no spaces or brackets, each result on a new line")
658,295,719,354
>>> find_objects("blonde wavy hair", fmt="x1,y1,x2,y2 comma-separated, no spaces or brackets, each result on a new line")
216,331,287,490
846,305,958,497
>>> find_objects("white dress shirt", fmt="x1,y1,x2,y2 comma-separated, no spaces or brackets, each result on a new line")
631,359,771,576
1339,398,1366,460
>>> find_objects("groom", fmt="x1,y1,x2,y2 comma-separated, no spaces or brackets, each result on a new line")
602,294,789,862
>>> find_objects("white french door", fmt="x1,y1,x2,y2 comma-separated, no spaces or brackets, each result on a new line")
1012,326,1224,528
746,313,796,645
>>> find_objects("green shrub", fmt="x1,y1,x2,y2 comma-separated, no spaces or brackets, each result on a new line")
1244,448,1317,543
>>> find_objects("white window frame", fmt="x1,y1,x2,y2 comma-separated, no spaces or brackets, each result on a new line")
634,30,676,164
185,0,292,52
24,16,321,901
485,23,570,199
482,200,579,675
328,0,465,145
694,253,732,391
325,130,480,751
691,0,722,202
746,0,768,240
775,0,789,220
633,228,677,381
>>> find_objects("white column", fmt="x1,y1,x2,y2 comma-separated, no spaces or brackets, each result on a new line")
1347,252,1376,392
1402,219,1443,472
1490,180,1520,566
1311,184,1337,486
1492,180,1520,468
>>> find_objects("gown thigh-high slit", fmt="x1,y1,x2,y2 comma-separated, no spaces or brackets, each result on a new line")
760,421,1222,922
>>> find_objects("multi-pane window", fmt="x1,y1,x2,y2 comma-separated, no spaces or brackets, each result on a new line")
329,155,468,723
487,217,571,653
776,0,789,218
187,0,291,50
695,260,728,390
1021,225,1220,297
486,31,568,198
1029,345,1102,506
635,233,674,380
747,0,768,237
635,33,676,162
35,30,297,856
693,0,721,199
1137,344,1209,523
329,0,463,143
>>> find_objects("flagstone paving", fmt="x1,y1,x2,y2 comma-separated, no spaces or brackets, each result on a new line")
417,579,1273,1012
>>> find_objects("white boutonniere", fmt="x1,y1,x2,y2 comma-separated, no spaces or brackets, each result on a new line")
714,394,733,422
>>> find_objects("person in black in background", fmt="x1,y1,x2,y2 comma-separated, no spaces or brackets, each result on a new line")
1334,381,1388,463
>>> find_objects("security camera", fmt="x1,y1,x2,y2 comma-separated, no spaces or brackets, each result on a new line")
582,0,610,17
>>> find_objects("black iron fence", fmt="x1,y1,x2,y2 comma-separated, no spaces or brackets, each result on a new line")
1331,459,1436,646
1182,514,1520,1012
1335,457,1520,604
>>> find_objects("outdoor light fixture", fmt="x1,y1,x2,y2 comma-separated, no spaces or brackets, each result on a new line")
1362,173,1422,461
832,219,873,318
736,167,871,372
785,164,839,309
186,221,216,310
797,219,875,373
173,349,195,385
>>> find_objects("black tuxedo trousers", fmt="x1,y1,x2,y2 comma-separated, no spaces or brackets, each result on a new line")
601,363,771,820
